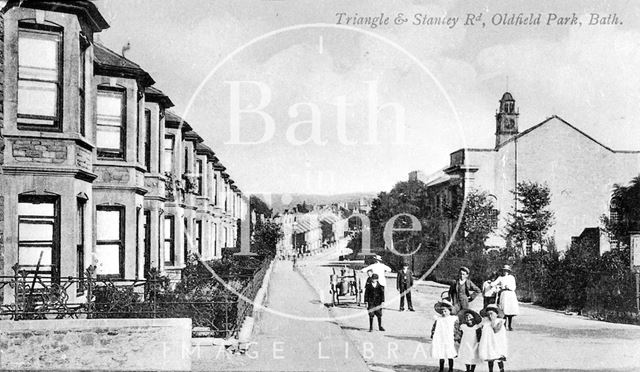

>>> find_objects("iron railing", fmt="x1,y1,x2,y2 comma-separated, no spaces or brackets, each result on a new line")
0,260,272,338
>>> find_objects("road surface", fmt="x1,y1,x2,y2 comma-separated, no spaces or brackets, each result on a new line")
196,248,640,371
299,251,640,372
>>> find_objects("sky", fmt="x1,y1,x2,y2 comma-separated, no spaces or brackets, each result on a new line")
94,0,640,195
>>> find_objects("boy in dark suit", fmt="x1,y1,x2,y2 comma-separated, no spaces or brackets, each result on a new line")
397,263,415,311
364,273,385,332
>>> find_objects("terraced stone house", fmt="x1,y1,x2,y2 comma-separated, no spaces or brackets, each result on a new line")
0,0,247,301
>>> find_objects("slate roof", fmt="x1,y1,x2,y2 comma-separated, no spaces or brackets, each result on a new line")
145,86,174,108
195,143,215,158
184,130,203,143
165,110,192,131
94,43,155,86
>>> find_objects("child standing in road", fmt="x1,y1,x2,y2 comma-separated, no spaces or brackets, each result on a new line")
431,299,459,372
457,309,483,372
364,273,385,332
479,304,508,372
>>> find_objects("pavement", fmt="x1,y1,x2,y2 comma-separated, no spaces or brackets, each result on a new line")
192,250,369,371
194,247,640,371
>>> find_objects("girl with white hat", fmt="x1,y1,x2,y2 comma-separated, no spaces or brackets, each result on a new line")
479,305,508,372
430,299,459,372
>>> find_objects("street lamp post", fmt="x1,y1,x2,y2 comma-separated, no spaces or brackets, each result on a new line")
292,222,298,257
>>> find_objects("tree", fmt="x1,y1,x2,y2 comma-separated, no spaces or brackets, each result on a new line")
504,181,555,256
447,188,499,253
251,221,283,257
296,202,310,213
250,195,272,219
602,174,640,248
368,180,431,254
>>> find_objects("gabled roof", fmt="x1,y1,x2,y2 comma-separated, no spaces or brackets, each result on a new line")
213,162,226,171
165,110,191,131
145,86,174,108
319,213,341,224
497,115,639,153
94,43,154,86
195,143,216,159
6,0,109,32
184,130,203,143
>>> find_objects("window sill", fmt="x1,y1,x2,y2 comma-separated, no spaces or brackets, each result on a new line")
164,264,185,270
3,129,94,148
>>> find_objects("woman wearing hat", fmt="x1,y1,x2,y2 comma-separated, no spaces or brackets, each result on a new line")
491,265,519,331
431,299,459,372
457,309,483,372
478,304,508,372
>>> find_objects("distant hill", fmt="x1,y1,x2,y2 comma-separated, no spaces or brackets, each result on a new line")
254,192,378,214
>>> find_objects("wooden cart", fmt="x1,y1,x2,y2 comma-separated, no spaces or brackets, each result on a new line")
329,267,362,306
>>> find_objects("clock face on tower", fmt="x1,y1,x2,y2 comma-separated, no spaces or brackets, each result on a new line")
502,116,516,130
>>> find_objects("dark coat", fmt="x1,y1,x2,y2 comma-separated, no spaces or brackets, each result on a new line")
396,269,414,291
364,283,385,307
448,279,481,313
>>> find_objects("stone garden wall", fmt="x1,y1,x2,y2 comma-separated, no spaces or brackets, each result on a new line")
0,318,191,371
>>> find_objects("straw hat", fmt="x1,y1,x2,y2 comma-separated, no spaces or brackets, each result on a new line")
480,304,505,318
501,264,512,272
434,299,454,315
459,266,470,274
458,309,482,325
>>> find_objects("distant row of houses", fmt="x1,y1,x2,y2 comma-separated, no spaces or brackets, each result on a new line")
0,1,247,301
275,204,351,256
410,92,638,255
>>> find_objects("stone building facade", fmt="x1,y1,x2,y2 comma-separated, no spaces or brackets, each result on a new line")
411,92,640,252
0,1,248,300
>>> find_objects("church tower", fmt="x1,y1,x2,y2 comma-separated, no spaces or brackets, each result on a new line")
495,92,519,148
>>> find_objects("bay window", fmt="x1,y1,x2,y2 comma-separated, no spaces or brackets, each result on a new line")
97,88,126,159
183,217,189,262
164,216,175,265
79,34,88,136
143,211,151,278
17,23,62,130
144,109,151,171
18,195,60,282
196,159,203,196
195,220,202,255
96,206,125,278
164,135,174,174
77,199,86,293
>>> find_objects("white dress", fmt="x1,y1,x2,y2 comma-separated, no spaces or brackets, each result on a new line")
360,263,392,288
492,274,520,315
457,323,481,365
478,318,508,361
431,315,458,359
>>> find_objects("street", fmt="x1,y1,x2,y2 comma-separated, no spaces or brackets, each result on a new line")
199,247,640,371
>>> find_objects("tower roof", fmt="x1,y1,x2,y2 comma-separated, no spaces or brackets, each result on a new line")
501,92,514,101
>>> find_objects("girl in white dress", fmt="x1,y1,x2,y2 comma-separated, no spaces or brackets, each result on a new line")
479,305,508,372
457,309,482,372
492,264,519,330
431,299,459,372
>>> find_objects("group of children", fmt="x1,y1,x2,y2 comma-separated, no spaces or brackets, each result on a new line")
431,299,508,372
